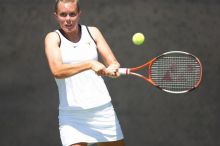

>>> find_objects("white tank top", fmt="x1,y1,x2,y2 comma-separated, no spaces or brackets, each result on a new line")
55,25,111,110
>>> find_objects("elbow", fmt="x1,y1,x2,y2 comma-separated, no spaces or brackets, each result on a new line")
52,71,67,79
54,74,64,79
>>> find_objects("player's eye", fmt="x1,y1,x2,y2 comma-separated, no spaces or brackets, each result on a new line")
69,12,77,17
59,12,67,17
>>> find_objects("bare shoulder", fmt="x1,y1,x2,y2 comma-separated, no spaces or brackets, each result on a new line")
87,26,99,32
44,31,61,51
87,26,102,40
45,31,60,41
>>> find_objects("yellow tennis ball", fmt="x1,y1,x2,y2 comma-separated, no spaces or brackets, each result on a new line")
132,33,145,45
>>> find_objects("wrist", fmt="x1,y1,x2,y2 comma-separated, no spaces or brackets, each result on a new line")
109,62,120,69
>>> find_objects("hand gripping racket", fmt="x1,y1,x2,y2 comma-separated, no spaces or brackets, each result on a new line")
118,51,202,94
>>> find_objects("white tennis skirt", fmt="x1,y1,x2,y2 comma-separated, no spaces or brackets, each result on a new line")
58,102,124,146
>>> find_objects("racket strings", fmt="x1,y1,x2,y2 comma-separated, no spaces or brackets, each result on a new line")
151,55,201,92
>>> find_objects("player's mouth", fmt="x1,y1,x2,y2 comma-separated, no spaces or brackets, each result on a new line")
65,24,73,29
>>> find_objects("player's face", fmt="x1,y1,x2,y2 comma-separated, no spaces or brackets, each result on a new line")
55,2,81,33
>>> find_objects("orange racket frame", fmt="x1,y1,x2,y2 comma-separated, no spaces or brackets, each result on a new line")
118,51,203,94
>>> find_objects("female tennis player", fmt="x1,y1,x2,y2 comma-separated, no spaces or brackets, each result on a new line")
44,0,125,146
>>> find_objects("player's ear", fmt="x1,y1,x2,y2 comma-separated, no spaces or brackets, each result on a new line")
78,10,81,16
54,12,58,20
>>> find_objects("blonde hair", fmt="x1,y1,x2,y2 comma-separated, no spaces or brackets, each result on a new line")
54,0,80,12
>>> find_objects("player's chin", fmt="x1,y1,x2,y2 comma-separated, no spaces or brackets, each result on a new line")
63,28,74,33
61,26,75,32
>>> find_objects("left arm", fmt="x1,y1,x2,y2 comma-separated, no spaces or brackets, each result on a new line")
88,26,120,77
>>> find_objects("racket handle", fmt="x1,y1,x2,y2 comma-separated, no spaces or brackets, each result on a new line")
118,68,129,75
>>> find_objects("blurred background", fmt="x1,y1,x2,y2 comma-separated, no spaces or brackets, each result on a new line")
0,0,220,146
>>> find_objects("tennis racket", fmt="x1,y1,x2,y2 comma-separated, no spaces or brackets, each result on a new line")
118,51,202,94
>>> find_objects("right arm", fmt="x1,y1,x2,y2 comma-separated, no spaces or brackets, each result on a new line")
44,32,106,79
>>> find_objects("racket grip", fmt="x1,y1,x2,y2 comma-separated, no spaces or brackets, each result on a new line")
118,68,129,75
